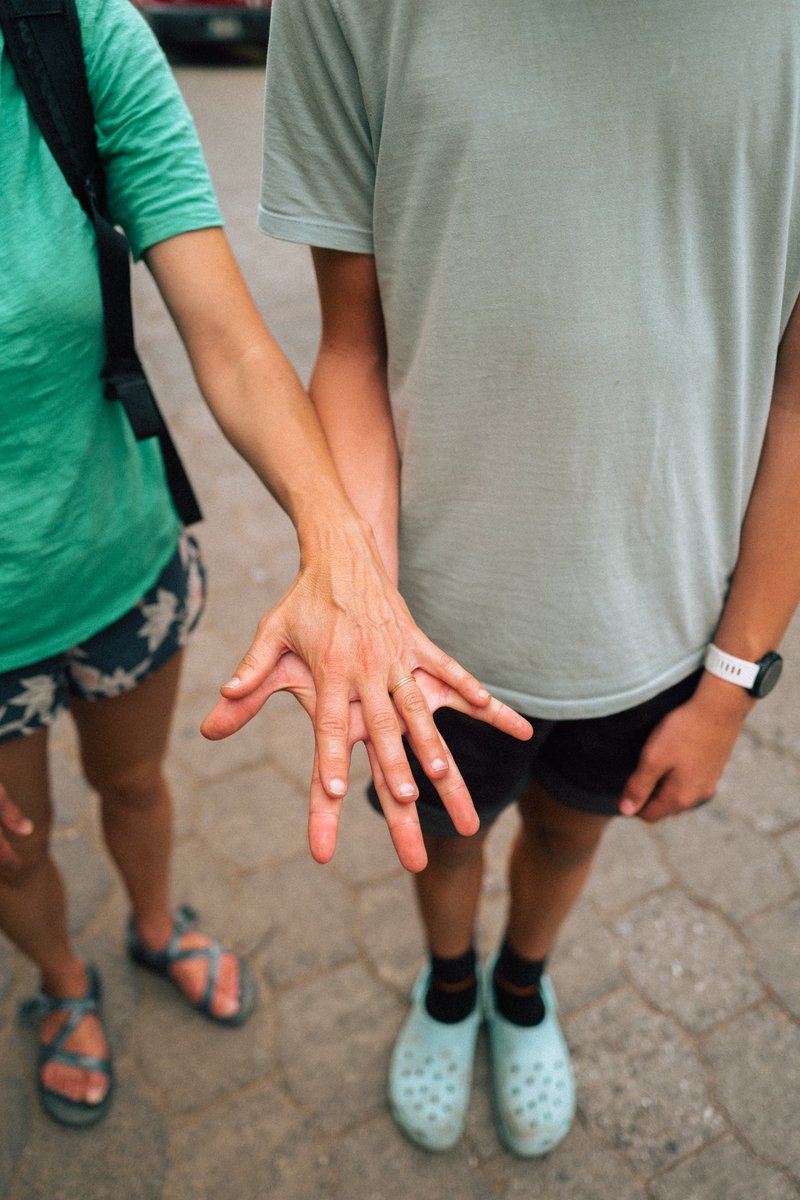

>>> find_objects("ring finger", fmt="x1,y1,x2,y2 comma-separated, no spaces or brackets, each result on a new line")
388,669,450,782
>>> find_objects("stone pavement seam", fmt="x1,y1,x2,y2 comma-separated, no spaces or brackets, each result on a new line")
697,1001,800,1189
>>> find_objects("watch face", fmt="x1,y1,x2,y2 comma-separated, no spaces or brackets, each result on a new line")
754,653,783,698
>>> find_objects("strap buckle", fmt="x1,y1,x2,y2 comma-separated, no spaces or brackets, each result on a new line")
103,369,162,441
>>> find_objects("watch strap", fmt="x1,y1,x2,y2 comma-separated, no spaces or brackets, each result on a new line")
703,643,759,689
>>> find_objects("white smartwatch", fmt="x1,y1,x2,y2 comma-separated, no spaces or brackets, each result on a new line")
703,643,783,698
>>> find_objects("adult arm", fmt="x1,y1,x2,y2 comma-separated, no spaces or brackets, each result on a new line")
146,231,530,868
621,295,800,820
303,249,532,864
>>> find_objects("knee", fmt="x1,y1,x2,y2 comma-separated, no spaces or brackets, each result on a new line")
90,761,165,813
521,814,605,870
424,831,486,873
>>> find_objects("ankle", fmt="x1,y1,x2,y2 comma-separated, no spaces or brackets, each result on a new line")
131,910,175,951
493,938,547,1027
40,954,88,999
425,946,478,1024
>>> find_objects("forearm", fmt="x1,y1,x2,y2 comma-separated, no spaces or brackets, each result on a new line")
308,347,400,581
145,229,372,552
190,330,370,544
622,351,800,819
712,292,800,667
712,400,800,660
693,383,800,718
308,246,400,581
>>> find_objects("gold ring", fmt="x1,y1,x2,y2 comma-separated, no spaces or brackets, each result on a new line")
388,674,416,696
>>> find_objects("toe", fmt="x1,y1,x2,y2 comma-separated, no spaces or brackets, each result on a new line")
167,932,243,1019
39,1009,110,1107
85,1069,110,1105
210,952,241,1019
42,1061,81,1102
41,1061,108,1106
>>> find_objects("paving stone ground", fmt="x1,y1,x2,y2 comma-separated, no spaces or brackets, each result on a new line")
2,60,799,1200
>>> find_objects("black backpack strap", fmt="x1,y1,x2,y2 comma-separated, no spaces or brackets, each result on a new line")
0,0,100,211
0,0,202,526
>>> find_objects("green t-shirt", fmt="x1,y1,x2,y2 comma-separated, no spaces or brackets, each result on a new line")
0,0,221,671
260,0,800,718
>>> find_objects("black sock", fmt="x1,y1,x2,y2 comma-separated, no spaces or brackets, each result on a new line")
425,947,478,1023
492,939,546,1026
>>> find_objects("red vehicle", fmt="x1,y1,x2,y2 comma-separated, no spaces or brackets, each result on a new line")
134,0,270,46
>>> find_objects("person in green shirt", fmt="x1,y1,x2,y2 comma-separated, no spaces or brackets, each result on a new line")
0,0,527,1127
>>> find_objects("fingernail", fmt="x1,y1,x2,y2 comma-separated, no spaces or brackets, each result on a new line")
619,799,636,815
477,688,490,700
221,675,241,690
398,783,417,799
86,1084,106,1104
329,778,347,796
19,819,34,835
430,758,447,772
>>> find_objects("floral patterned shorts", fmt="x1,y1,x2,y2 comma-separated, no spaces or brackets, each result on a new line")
0,531,206,744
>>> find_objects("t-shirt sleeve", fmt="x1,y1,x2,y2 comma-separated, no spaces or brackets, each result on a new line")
259,0,375,253
78,0,222,260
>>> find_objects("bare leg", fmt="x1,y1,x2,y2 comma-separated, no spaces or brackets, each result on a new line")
485,783,596,1158
0,729,108,1105
506,781,610,961
70,652,239,1018
413,827,490,958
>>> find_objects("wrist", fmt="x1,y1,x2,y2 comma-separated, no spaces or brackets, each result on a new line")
295,497,371,554
295,508,394,585
695,669,757,721
703,642,783,699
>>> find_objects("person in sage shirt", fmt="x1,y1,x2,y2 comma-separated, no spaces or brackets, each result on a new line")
209,0,800,1158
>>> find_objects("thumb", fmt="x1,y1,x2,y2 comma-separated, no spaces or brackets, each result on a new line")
218,620,287,698
619,755,664,816
201,680,274,740
201,652,318,740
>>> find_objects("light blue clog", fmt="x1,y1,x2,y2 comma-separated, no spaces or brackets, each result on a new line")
388,965,483,1151
484,955,575,1157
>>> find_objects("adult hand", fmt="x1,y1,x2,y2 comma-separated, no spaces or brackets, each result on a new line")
202,650,532,872
206,527,528,807
619,675,753,822
0,784,34,870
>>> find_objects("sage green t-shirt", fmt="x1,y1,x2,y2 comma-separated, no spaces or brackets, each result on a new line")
0,0,221,671
260,0,800,718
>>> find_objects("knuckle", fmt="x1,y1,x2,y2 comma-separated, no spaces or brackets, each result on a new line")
637,747,659,772
316,713,349,739
387,815,419,833
354,638,383,676
369,710,400,736
320,646,343,672
398,690,428,716
319,651,349,685
434,649,456,674
435,779,466,802
253,614,276,641
239,651,262,674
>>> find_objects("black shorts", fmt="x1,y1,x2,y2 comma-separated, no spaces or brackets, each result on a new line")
367,669,704,836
